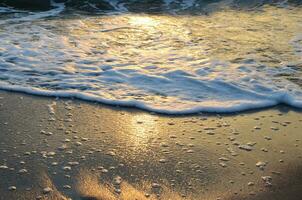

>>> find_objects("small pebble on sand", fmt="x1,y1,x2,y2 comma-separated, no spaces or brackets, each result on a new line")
43,187,52,194
238,145,253,151
8,186,16,191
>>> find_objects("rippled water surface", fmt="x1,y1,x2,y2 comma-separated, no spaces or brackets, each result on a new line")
0,3,302,113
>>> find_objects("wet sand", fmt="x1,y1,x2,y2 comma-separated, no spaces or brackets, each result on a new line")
0,90,302,200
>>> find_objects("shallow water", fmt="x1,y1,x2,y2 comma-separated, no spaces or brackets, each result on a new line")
0,2,302,114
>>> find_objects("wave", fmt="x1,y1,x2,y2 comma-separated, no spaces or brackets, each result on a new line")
0,2,65,25
1,0,302,14
0,2,301,114
0,82,301,114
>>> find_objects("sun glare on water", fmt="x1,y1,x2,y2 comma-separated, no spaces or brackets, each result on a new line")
128,16,159,27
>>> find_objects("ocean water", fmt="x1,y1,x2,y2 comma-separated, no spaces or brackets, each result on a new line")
0,0,302,114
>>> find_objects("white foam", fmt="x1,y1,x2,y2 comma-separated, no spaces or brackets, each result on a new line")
0,1,64,25
47,101,57,115
103,0,128,12
0,9,302,114
0,6,21,13
0,81,301,114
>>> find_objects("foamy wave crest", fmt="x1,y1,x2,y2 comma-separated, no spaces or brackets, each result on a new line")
0,6,19,13
0,80,301,114
0,2,65,25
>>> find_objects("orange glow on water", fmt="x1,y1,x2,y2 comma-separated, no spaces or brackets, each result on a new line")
128,16,159,27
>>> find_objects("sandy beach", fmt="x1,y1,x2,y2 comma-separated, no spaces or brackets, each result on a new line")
0,90,301,200
0,0,302,199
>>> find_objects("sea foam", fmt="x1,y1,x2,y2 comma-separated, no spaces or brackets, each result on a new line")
0,5,301,114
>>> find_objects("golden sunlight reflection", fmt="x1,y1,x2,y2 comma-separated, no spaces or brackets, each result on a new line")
56,6,302,113
65,7,302,68
128,16,159,27
126,113,159,149
76,169,190,200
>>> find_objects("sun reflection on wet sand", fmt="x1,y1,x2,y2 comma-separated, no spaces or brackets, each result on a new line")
127,114,159,149
0,92,302,199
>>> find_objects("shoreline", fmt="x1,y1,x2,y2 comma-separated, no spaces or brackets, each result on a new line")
0,90,302,200
0,87,301,116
